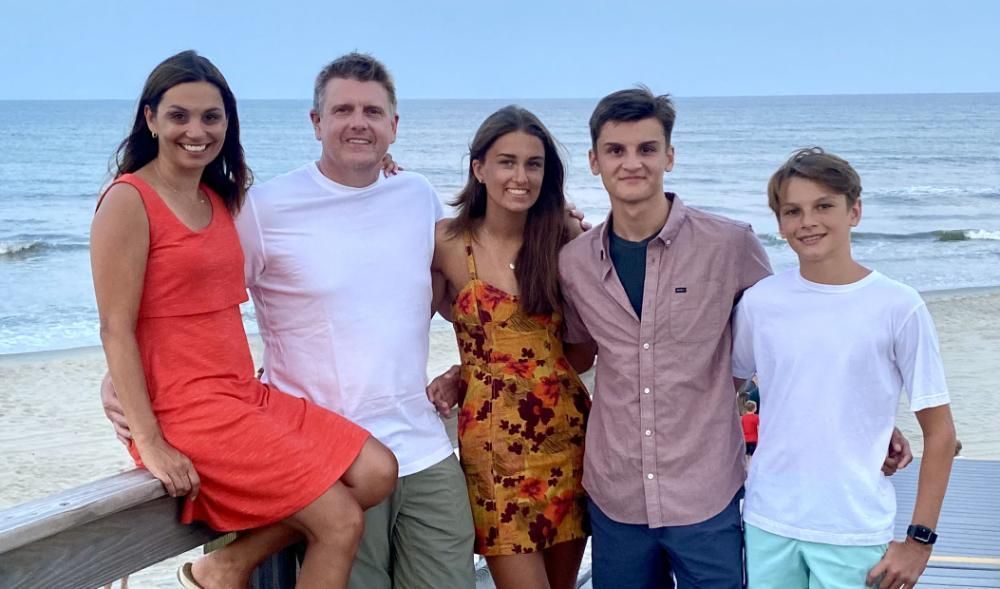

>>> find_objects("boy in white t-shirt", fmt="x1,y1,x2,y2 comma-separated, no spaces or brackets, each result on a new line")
732,148,956,589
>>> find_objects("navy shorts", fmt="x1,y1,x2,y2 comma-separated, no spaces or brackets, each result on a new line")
588,489,745,589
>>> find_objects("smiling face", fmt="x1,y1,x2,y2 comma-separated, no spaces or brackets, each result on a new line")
310,77,398,183
145,81,227,171
472,130,545,215
589,117,674,206
778,176,862,264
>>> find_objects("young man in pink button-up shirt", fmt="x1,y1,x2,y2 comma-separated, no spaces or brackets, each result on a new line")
558,88,912,589
558,87,769,589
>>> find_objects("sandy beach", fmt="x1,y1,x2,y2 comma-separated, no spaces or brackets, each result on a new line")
1,289,997,587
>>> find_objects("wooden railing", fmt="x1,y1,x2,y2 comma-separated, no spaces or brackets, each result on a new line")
0,415,596,589
0,469,293,589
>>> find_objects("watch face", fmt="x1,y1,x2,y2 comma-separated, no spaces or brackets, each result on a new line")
909,524,936,543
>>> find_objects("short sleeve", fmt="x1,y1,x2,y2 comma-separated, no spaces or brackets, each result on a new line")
234,192,266,289
561,289,593,345
558,255,593,345
739,226,773,292
431,187,445,222
731,299,756,379
894,303,950,412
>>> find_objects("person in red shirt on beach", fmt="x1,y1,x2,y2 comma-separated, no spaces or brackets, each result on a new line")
741,400,760,462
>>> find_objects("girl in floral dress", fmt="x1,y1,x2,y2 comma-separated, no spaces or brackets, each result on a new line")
429,106,595,589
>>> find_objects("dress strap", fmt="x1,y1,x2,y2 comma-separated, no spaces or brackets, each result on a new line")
463,232,479,281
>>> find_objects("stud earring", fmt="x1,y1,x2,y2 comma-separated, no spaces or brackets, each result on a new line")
151,131,157,139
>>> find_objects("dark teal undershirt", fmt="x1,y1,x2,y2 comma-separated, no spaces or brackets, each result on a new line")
609,226,655,319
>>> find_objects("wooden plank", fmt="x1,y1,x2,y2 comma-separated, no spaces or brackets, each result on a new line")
0,495,217,589
894,458,1000,564
0,470,165,554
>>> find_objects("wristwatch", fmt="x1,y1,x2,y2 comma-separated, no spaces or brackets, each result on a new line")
906,524,938,545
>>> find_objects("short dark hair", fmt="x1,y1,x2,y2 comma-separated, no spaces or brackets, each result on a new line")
313,52,397,112
589,86,676,146
767,147,862,217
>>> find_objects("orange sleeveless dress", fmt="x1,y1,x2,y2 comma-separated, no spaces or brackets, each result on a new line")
103,174,370,531
452,235,590,555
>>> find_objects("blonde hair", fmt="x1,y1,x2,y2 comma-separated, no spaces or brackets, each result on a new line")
745,400,757,413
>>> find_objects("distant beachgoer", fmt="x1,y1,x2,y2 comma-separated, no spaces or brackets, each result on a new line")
744,377,760,411
92,50,396,589
426,106,594,589
741,400,759,460
733,147,956,589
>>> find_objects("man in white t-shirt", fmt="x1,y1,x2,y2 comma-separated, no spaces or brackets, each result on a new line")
247,52,474,589
104,53,475,588
732,148,956,589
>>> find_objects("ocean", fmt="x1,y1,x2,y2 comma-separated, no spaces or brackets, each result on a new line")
1,94,998,354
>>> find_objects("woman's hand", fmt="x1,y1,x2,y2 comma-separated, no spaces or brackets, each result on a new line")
136,436,201,500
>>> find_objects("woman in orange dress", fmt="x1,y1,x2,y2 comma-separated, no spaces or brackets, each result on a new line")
429,106,595,589
90,51,397,589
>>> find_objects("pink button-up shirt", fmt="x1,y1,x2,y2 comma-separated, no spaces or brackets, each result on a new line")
559,194,772,527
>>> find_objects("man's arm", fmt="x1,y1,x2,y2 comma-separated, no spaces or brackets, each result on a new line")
565,342,597,374
883,428,914,475
101,372,131,445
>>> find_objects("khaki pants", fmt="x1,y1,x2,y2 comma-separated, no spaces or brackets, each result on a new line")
349,453,476,589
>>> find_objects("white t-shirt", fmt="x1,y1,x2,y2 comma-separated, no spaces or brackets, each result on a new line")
235,163,453,477
732,269,950,545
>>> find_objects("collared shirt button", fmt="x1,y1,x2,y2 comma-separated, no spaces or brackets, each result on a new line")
645,430,652,436
647,473,655,480
643,387,650,394
666,239,672,246
643,342,650,350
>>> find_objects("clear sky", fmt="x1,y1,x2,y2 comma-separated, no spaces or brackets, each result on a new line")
3,0,998,100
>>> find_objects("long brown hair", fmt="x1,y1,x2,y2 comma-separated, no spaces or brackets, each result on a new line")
449,106,569,316
112,50,252,214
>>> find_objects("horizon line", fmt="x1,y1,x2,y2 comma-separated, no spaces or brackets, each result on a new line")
1,90,999,102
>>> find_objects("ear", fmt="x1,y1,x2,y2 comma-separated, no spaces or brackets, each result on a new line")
849,198,862,227
309,109,321,141
471,159,484,183
389,112,399,145
144,105,156,135
588,148,599,176
664,145,675,173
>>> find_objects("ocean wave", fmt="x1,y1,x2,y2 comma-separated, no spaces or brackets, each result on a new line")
0,240,87,258
758,229,1000,245
871,186,999,203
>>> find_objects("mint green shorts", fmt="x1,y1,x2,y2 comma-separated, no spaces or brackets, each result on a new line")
745,524,888,589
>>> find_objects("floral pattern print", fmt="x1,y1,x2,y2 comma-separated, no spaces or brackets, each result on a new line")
453,239,591,556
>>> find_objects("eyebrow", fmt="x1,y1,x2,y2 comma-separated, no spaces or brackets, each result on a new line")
163,105,223,113
495,152,543,160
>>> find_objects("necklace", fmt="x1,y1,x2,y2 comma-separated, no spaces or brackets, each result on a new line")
153,162,206,205
479,225,518,271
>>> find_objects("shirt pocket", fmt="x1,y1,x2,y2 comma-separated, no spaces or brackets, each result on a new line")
668,279,726,343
